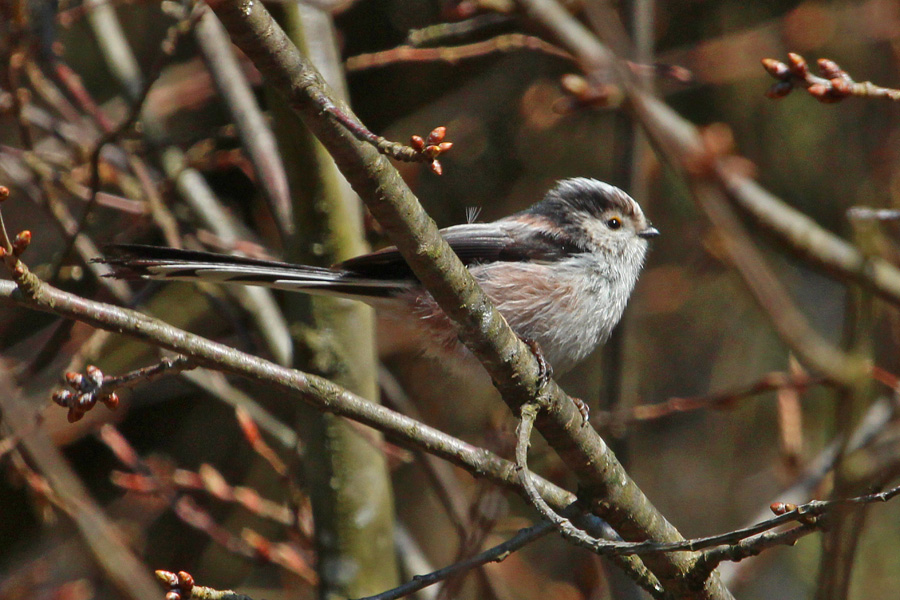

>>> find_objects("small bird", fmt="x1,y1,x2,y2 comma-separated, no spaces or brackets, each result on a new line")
101,178,658,374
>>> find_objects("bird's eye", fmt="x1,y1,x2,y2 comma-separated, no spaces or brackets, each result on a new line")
606,217,622,230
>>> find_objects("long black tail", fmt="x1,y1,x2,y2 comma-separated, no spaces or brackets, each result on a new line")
97,244,412,299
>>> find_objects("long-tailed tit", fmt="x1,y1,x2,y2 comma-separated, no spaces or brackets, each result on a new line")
100,178,658,374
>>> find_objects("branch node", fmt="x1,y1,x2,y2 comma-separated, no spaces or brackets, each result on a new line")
156,570,195,600
324,105,452,174
762,53,900,103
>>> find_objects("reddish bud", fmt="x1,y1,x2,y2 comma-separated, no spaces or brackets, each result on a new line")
807,83,829,98
243,528,272,559
0,186,9,202
65,371,83,386
76,393,97,411
786,52,808,77
67,408,84,423
771,502,798,514
86,365,104,389
409,135,425,151
12,230,30,255
102,393,119,410
165,592,181,600
663,64,694,83
765,81,793,99
817,58,843,79
52,389,73,407
430,160,443,175
156,571,179,586
236,407,261,444
0,247,6,258
177,571,194,591
761,58,790,80
560,73,590,97
426,126,446,146
423,142,452,159
830,78,852,96
809,84,844,103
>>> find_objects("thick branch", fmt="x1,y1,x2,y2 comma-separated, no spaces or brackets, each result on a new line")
202,2,699,596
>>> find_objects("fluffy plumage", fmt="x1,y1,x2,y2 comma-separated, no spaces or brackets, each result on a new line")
99,178,657,373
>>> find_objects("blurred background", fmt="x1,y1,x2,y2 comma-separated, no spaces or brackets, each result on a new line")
2,1,900,599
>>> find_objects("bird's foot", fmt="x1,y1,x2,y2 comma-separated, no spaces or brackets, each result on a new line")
520,336,553,387
572,397,590,424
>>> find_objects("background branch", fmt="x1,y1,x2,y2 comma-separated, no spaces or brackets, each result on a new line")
202,1,733,597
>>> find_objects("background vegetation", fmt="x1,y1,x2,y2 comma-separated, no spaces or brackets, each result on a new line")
2,1,900,599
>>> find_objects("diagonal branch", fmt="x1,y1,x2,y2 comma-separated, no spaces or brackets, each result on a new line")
0,278,572,509
201,1,711,596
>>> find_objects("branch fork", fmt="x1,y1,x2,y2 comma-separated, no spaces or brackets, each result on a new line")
323,104,453,174
51,356,197,422
762,52,900,103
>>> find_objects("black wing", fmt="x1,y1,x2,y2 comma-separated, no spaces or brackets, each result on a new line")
337,221,586,280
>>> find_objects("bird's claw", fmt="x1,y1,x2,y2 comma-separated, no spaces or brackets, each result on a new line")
520,336,553,387
518,337,588,424
572,397,590,425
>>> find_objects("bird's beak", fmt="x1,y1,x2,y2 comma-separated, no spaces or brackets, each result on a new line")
638,226,660,239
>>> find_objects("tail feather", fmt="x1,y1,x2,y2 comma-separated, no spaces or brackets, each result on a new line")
96,244,413,299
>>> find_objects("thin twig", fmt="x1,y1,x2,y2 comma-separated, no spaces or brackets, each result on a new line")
323,103,453,174
354,521,556,600
847,207,900,221
695,522,819,577
405,14,515,47
719,396,897,586
762,53,900,103
345,34,573,71
54,7,205,275
514,403,666,599
194,10,294,237
111,464,297,527
0,374,161,600
99,425,318,583
624,370,828,423
0,276,576,509
51,355,197,423
199,12,700,594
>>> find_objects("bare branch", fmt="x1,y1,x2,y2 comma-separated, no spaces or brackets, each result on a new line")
52,356,197,422
354,521,556,600
201,4,700,595
345,34,573,71
194,10,294,237
762,53,900,103
156,570,255,600
0,374,160,600
0,277,574,509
